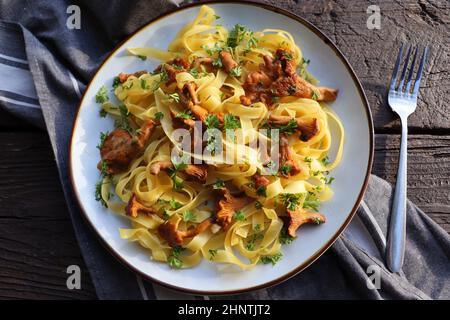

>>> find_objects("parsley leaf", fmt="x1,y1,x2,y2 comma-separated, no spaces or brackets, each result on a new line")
223,114,241,130
234,210,246,221
260,252,283,265
168,246,184,269
303,192,320,212
175,110,193,120
182,210,196,222
189,68,200,78
213,179,225,189
280,164,292,176
154,112,164,121
256,186,267,197
212,57,222,67
95,85,109,103
96,131,109,150
95,179,109,208
205,114,220,129
137,55,147,61
227,24,247,48
209,249,218,260
167,92,180,103
279,228,295,244
229,66,242,77
280,193,302,211
112,77,120,89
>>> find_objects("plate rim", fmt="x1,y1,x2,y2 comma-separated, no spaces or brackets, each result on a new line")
68,0,374,296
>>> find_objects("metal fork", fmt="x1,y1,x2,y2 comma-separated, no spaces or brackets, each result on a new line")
386,44,428,273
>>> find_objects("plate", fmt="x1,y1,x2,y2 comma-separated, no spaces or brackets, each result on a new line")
69,1,374,295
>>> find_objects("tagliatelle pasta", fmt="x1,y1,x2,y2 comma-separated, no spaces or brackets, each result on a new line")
94,5,344,270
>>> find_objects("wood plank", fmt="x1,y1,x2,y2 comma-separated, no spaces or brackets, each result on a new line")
374,134,450,232
269,0,450,131
0,132,96,299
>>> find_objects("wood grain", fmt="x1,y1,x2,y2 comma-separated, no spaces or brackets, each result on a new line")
0,133,96,299
264,0,450,132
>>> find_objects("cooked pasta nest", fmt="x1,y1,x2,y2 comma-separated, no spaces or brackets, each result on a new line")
94,5,344,270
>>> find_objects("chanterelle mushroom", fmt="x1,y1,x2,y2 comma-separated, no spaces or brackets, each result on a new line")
219,51,238,73
286,208,326,237
215,188,252,229
176,82,210,123
150,160,208,183
239,48,338,105
158,219,212,247
279,134,301,176
125,193,156,218
99,119,156,174
269,114,319,142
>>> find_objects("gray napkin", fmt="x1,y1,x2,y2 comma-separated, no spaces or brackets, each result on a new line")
1,0,449,300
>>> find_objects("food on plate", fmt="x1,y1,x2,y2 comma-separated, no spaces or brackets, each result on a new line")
94,5,344,269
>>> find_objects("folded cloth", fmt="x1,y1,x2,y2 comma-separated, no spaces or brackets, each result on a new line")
0,0,449,300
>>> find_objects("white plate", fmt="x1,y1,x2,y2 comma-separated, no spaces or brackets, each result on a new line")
69,1,374,295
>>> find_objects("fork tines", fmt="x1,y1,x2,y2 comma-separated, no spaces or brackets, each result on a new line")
389,44,428,96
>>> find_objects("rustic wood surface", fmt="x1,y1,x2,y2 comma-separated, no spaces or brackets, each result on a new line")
0,0,448,299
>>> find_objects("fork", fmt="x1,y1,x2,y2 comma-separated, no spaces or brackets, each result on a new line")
386,44,428,273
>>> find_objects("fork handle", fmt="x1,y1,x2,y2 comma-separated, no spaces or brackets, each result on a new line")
386,116,408,273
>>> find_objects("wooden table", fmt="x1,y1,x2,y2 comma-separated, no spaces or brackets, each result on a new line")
0,0,448,299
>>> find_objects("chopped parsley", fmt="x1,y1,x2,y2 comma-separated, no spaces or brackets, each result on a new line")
115,104,132,133
227,24,247,48
209,249,218,260
280,164,292,176
212,57,222,67
137,55,147,61
280,119,298,135
323,176,335,185
223,114,241,130
95,179,109,208
256,186,267,197
260,252,283,266
229,66,242,77
279,227,295,244
166,162,187,190
154,111,164,121
175,110,193,120
312,216,325,225
281,51,294,60
245,231,263,251
321,156,330,166
255,201,263,209
167,92,180,103
182,210,196,222
205,114,220,129
140,79,150,90
234,210,246,221
157,198,183,210
152,68,169,91
303,192,320,212
112,76,120,89
202,43,223,56
96,131,109,150
280,193,302,210
168,246,184,269
189,68,200,78
95,85,109,103
213,179,225,189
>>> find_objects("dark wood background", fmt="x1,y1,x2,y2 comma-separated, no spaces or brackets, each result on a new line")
0,0,448,299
